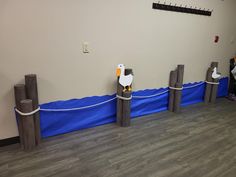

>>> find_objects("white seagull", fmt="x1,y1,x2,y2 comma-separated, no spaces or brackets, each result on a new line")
212,67,221,79
116,64,133,92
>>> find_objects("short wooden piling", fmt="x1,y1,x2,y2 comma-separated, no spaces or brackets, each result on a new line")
20,99,36,151
168,70,177,112
25,74,41,145
14,84,27,149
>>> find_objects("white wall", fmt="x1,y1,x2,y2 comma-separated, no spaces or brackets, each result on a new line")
0,0,236,139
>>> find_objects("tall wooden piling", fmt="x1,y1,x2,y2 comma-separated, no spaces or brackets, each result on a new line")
174,82,182,113
116,78,123,126
204,62,219,104
116,68,132,127
210,77,219,103
122,91,131,127
177,65,184,84
174,65,184,113
211,62,218,68
25,74,41,145
14,84,27,149
210,62,219,103
204,67,213,103
20,99,36,151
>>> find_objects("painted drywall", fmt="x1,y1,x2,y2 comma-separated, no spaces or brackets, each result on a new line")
0,0,236,139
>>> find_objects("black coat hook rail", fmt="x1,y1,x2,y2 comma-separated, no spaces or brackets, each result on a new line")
152,3,212,16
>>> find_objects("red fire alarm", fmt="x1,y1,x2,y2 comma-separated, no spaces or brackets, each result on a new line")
214,36,219,43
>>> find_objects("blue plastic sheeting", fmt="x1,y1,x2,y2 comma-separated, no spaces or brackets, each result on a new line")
40,95,117,138
218,77,229,97
40,77,228,138
131,88,169,118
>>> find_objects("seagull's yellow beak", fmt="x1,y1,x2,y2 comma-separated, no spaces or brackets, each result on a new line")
116,68,121,77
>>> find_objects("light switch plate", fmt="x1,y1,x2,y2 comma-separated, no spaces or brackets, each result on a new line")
83,42,89,53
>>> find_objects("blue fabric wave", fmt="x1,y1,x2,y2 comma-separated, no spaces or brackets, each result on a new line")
40,77,228,138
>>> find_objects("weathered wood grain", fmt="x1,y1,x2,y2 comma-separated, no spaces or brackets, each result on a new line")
204,67,213,103
14,84,27,149
25,74,41,145
168,70,177,112
20,99,36,151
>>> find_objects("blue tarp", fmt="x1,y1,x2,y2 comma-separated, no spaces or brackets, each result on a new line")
40,77,229,138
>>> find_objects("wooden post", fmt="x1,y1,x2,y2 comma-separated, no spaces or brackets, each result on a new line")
168,70,177,112
177,65,184,84
174,65,184,113
204,62,219,104
122,69,133,127
25,74,41,145
122,91,131,127
116,68,132,127
174,82,182,113
211,62,218,68
14,84,27,149
204,67,213,103
210,77,219,103
116,78,123,126
20,99,36,151
125,69,133,76
210,62,219,103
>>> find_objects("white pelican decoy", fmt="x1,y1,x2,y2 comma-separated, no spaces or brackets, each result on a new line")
212,67,221,79
116,64,133,92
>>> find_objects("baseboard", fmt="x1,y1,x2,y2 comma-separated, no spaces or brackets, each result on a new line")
0,136,20,147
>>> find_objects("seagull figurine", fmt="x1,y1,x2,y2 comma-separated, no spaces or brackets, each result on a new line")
116,64,133,92
212,67,221,79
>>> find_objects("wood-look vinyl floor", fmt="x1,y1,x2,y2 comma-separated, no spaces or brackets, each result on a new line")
0,98,236,177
